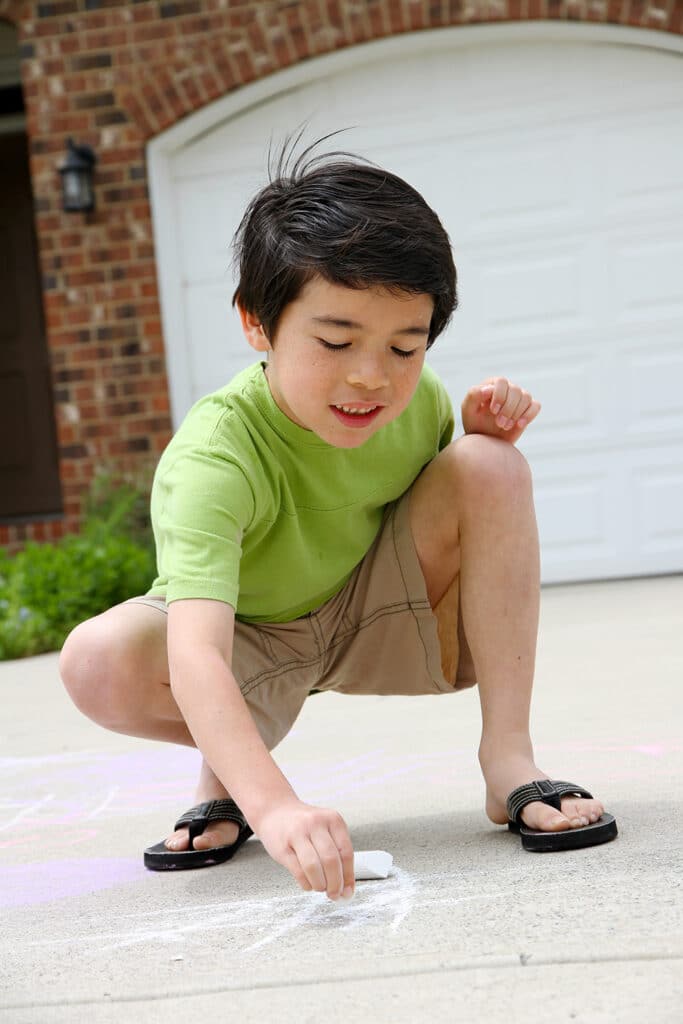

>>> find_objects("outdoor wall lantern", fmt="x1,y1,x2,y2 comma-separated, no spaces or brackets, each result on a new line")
59,138,97,213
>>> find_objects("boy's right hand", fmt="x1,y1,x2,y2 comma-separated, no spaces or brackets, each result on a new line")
254,798,355,901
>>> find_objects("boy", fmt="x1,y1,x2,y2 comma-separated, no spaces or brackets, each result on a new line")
60,137,616,902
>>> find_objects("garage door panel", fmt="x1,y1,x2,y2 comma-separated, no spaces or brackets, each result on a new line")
465,131,581,232
535,468,618,580
633,463,683,556
479,248,587,338
391,130,584,243
602,110,683,215
458,238,602,349
176,177,258,285
512,357,602,439
624,343,683,434
611,235,683,324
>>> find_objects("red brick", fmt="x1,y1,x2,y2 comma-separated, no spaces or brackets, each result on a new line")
527,0,547,17
386,1,407,32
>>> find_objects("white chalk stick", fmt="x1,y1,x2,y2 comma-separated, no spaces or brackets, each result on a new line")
353,850,393,880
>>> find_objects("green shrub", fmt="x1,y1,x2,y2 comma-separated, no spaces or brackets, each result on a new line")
0,470,157,661
82,467,155,552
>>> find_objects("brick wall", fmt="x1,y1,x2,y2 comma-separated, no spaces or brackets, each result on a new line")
0,0,680,553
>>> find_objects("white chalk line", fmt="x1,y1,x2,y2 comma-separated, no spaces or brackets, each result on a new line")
243,864,418,952
0,794,55,833
86,786,121,820
17,868,513,956
0,785,122,827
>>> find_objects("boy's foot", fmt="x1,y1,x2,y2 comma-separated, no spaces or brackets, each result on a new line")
165,817,240,852
479,749,605,832
144,797,252,871
165,758,240,853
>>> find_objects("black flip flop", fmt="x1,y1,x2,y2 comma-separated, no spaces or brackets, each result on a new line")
144,798,253,870
507,779,618,852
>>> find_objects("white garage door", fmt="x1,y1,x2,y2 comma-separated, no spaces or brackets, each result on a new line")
150,31,683,584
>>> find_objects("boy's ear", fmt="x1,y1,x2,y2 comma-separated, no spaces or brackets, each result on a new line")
236,302,271,353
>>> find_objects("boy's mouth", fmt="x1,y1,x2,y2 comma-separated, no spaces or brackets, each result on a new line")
330,404,383,428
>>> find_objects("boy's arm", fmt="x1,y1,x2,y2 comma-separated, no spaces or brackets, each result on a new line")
167,598,355,901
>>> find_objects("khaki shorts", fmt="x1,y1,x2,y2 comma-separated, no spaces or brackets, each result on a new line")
126,488,459,751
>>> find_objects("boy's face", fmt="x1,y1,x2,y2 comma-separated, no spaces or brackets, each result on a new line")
239,276,433,449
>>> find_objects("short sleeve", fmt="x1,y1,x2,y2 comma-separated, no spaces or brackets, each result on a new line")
149,446,255,607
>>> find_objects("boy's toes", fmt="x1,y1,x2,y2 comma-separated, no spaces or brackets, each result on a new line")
165,827,191,851
164,820,240,851
560,797,604,829
519,796,605,833
519,801,572,832
191,822,240,850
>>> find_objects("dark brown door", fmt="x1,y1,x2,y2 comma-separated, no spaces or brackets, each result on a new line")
0,131,62,519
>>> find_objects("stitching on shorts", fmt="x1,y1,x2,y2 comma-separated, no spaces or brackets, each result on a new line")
257,628,276,663
240,652,323,697
390,503,434,673
308,613,325,659
323,599,431,656
239,599,430,696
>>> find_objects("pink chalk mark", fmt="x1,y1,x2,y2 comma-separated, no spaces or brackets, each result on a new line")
633,744,665,758
0,828,99,850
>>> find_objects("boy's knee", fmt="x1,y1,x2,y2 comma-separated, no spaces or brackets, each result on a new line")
59,617,135,727
447,433,532,495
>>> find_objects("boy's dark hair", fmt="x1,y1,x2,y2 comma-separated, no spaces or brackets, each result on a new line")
231,128,457,348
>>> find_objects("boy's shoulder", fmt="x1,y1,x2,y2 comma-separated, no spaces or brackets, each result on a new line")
171,361,267,448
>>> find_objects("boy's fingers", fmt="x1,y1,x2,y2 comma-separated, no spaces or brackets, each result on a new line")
489,379,508,415
311,827,345,899
509,390,531,424
499,385,523,421
282,848,313,892
329,817,355,896
468,377,540,431
292,836,328,893
519,399,541,425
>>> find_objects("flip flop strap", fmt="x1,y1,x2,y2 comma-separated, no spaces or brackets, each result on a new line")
174,799,247,846
507,780,593,826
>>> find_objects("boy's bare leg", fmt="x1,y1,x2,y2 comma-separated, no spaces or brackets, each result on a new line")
60,606,240,851
409,433,605,832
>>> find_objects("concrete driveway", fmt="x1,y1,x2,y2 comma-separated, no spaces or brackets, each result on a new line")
2,575,682,1023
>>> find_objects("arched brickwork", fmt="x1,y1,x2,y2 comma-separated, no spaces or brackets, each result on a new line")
0,0,680,552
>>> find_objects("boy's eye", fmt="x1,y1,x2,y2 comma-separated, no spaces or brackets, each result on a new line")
317,339,349,352
316,338,417,359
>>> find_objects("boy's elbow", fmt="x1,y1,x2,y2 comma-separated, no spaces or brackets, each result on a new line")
169,642,232,696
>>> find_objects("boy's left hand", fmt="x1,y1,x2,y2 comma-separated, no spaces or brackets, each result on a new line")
461,377,541,445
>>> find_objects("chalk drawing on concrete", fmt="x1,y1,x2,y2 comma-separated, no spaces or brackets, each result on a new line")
16,866,514,957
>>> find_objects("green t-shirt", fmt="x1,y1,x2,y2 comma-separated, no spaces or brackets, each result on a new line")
147,360,454,623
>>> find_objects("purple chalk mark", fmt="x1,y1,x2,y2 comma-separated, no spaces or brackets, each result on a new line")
0,828,99,850
2,857,147,909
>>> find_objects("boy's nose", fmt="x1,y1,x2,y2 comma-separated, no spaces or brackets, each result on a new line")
346,358,389,390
